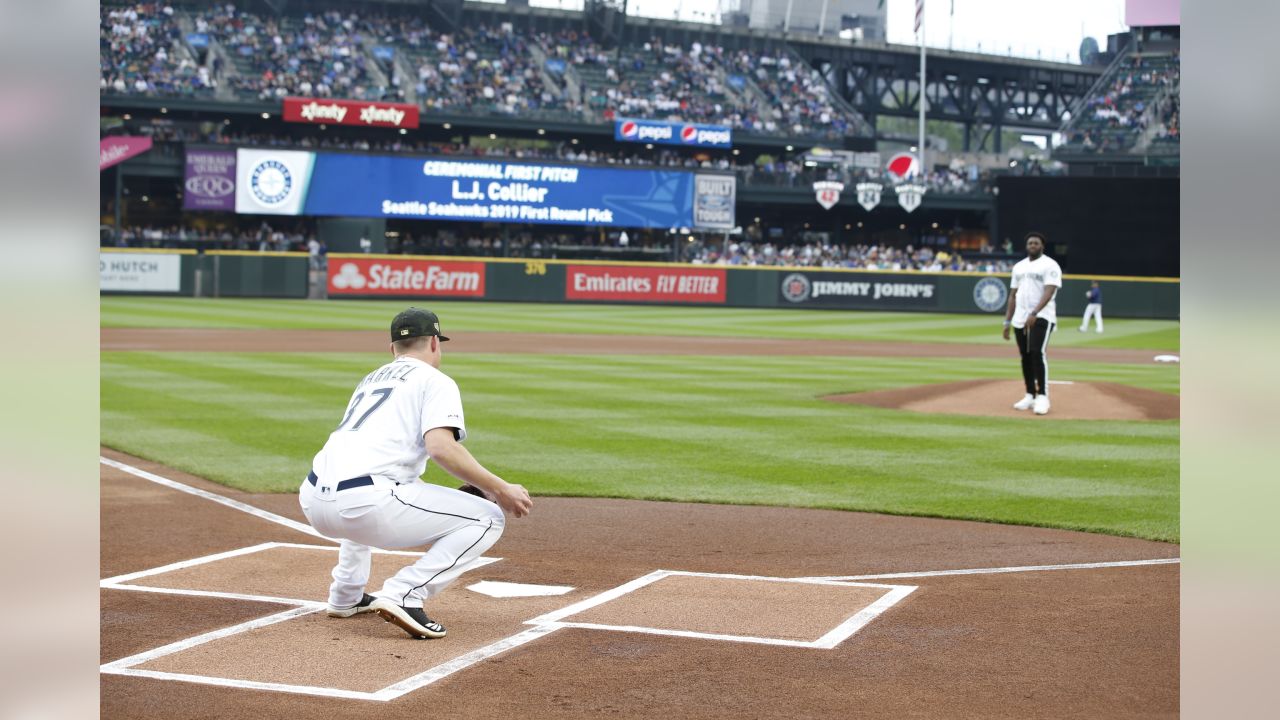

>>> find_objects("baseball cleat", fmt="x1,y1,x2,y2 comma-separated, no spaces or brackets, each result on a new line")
327,593,377,618
370,598,446,639
1012,394,1035,411
1033,395,1050,415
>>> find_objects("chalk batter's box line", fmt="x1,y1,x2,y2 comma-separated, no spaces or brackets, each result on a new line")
100,601,560,703
97,458,1177,702
101,540,499,602
100,542,515,702
525,569,918,650
99,559,914,702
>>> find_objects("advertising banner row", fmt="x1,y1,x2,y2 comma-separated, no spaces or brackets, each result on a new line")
327,257,728,304
325,257,941,310
182,147,736,230
98,250,1179,318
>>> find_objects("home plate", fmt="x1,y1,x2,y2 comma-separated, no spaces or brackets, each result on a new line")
467,580,575,598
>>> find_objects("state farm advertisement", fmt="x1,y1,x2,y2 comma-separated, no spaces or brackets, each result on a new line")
565,265,726,304
282,97,420,129
327,257,485,297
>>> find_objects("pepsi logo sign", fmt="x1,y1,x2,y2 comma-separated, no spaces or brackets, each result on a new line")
615,120,731,147
886,152,920,180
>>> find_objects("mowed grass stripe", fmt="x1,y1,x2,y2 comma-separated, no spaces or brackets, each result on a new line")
101,297,1180,351
101,351,1178,541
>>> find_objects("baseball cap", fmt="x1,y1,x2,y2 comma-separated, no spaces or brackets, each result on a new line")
390,307,450,342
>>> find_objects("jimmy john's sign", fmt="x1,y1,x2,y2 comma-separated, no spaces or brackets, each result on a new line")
778,271,938,309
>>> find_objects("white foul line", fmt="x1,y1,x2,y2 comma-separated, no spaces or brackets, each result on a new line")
800,557,1181,582
100,456,326,540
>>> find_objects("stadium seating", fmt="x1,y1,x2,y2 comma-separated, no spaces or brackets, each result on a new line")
1060,51,1180,155
99,3,869,139
195,6,388,102
100,3,216,97
725,48,865,138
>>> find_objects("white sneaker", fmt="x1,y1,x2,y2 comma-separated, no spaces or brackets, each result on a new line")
1033,395,1050,415
1013,394,1035,411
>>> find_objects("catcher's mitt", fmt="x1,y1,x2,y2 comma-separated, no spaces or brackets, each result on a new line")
456,484,486,498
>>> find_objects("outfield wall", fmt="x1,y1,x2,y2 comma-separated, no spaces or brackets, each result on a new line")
100,249,1180,319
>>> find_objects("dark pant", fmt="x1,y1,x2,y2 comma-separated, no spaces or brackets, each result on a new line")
1014,318,1055,396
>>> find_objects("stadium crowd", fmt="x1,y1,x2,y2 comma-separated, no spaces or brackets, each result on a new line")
197,5,387,101
689,240,1012,273
100,3,868,139
104,221,1008,274
100,3,217,97
725,48,861,137
106,223,317,253
407,24,571,116
1063,52,1180,154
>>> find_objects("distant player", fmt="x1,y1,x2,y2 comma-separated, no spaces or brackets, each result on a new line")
1079,280,1104,333
1002,232,1062,415
298,308,533,639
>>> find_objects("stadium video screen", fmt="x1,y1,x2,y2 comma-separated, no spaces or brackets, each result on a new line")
223,148,736,230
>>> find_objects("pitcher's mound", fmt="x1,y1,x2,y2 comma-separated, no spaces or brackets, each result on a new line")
826,380,1178,421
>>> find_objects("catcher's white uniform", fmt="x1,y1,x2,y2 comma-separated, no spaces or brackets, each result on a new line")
299,355,504,610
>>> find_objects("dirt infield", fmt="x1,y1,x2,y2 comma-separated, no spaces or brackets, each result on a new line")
100,327,1170,364
101,448,1179,719
828,379,1180,421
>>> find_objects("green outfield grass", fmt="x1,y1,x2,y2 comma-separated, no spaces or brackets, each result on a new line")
101,297,1180,352
101,346,1180,542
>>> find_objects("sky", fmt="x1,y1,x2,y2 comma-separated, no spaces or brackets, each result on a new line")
522,0,1131,64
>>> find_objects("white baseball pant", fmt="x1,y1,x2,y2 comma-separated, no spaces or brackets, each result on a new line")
299,475,504,609
1080,303,1104,332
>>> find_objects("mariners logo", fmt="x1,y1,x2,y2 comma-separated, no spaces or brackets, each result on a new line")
972,277,1008,312
250,159,293,206
781,273,811,303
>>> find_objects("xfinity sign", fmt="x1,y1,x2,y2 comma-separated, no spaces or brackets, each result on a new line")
614,119,732,149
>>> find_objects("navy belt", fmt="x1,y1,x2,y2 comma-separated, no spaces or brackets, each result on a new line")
307,471,375,492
